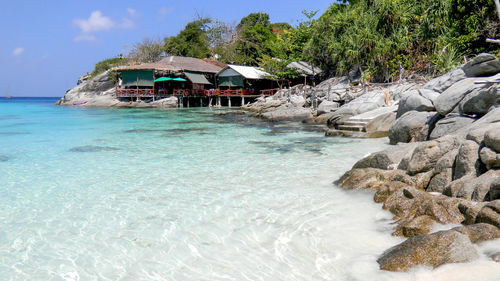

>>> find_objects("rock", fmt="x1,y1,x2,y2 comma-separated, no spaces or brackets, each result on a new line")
290,95,306,107
453,140,480,180
353,143,418,170
456,170,500,201
489,178,500,201
423,67,467,93
429,114,476,140
374,181,408,203
427,149,458,193
480,146,500,169
463,53,500,77
336,168,413,191
460,84,500,116
406,136,461,175
389,111,434,144
393,215,434,238
434,78,486,116
458,201,487,225
260,104,313,121
383,187,464,224
396,89,438,118
443,176,475,197
452,223,500,243
476,200,500,228
365,111,396,133
484,128,500,152
377,230,478,272
491,252,500,262
466,122,500,144
149,96,178,108
317,100,339,115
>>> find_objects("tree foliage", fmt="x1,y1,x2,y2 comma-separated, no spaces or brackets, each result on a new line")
129,38,164,63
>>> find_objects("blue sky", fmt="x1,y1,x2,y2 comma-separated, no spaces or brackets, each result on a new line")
0,0,334,97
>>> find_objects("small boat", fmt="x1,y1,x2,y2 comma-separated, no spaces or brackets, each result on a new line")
72,101,88,106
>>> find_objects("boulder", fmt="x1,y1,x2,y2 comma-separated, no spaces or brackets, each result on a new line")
377,230,478,272
480,146,500,169
374,181,408,203
317,100,339,115
427,149,458,193
434,78,485,116
453,140,480,180
452,223,500,243
396,90,437,118
260,104,313,121
423,67,467,93
489,178,500,201
336,168,413,191
484,128,500,152
458,201,487,225
466,122,500,144
429,114,476,140
149,96,178,108
353,143,418,170
476,200,500,228
406,135,461,175
393,215,434,238
389,111,434,144
460,84,500,116
443,176,476,198
456,170,500,201
365,111,397,133
290,95,306,107
463,53,500,77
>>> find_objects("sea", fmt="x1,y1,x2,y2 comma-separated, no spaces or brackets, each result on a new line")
1,97,499,281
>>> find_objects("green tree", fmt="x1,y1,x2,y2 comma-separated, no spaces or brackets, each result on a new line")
164,18,212,58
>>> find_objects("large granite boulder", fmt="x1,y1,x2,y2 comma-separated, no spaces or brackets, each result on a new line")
389,111,434,144
489,178,500,201
434,78,486,116
463,53,500,77
406,135,461,175
480,146,500,169
396,89,439,118
317,100,339,115
484,128,500,152
423,67,466,93
460,83,500,116
427,149,458,193
336,168,413,191
261,104,313,121
456,170,500,201
377,230,478,272
476,200,500,228
453,140,480,180
429,114,476,140
353,143,418,170
452,223,500,243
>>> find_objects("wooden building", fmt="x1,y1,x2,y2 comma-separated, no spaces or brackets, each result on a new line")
216,65,279,96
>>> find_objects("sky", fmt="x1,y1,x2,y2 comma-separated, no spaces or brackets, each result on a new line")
0,0,335,97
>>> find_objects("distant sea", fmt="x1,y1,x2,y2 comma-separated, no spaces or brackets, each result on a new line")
1,97,499,280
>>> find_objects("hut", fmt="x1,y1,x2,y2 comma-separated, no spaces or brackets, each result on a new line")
286,61,322,86
216,65,278,96
113,56,224,101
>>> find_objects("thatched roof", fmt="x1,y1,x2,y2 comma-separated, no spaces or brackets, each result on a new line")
113,56,224,73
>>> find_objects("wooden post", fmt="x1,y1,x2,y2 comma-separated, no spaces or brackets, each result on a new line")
209,97,212,107
228,97,232,108
495,0,500,21
200,97,203,107
241,96,245,106
187,97,190,108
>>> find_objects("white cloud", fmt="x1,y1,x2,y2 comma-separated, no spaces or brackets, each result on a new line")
73,11,114,33
73,10,135,42
12,47,24,56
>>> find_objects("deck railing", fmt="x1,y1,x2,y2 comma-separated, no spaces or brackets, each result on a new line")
116,87,278,98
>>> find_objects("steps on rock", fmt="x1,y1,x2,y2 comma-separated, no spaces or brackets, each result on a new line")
337,105,398,132
337,124,366,132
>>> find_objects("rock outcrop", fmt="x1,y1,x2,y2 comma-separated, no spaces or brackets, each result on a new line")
337,53,500,273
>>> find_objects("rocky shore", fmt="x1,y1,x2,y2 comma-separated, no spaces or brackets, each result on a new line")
336,53,500,272
55,71,178,108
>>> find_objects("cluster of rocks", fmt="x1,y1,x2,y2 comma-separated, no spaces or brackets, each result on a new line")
337,53,500,272
56,71,178,108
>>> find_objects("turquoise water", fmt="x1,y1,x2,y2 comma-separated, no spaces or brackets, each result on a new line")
1,98,499,281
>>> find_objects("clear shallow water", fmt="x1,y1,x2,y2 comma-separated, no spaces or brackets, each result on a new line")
0,98,499,281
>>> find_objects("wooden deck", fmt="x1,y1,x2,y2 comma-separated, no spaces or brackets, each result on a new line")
116,88,278,98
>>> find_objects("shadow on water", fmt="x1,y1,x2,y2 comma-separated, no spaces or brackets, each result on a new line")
69,145,120,153
0,132,31,136
0,155,9,162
